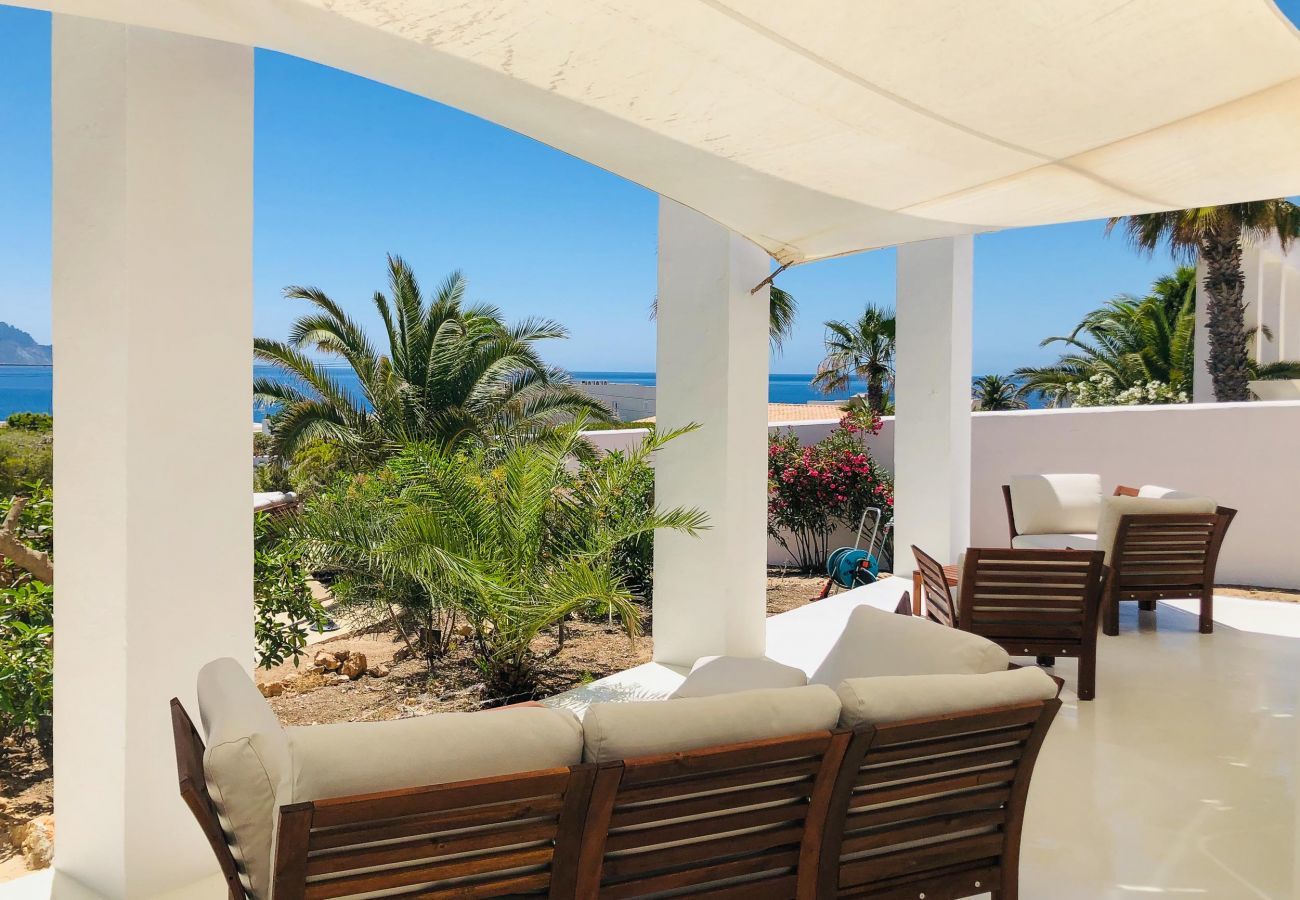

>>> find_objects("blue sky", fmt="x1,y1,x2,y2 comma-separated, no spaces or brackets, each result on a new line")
3,3,1299,375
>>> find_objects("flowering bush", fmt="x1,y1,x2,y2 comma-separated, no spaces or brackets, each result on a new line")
768,409,893,571
1066,374,1189,407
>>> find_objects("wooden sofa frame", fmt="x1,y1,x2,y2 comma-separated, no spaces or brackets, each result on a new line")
173,692,1061,900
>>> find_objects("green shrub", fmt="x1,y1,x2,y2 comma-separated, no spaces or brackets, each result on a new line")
254,513,327,669
0,580,52,742
6,413,52,432
574,448,656,599
0,430,52,497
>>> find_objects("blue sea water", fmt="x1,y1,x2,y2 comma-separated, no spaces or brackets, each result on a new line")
0,367,52,418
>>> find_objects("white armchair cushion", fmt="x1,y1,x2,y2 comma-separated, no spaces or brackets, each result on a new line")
1011,532,1098,551
671,655,807,698
809,605,1009,687
197,658,292,900
1138,484,1197,500
286,705,582,803
1097,494,1217,563
836,667,1059,727
581,685,840,763
1009,473,1102,535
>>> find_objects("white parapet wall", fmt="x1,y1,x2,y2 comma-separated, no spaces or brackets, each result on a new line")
584,400,1300,589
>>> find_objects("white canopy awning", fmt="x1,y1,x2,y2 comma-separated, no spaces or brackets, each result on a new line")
31,0,1300,263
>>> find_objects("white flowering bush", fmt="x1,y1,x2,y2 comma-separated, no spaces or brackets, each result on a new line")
1066,374,1189,407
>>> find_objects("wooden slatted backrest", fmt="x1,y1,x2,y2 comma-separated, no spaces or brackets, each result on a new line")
1110,507,1236,600
912,544,958,628
575,730,848,900
820,698,1060,899
270,764,596,900
958,548,1104,659
171,699,249,900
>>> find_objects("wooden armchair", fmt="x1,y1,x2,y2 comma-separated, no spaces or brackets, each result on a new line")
1104,486,1237,635
957,548,1105,700
912,544,958,627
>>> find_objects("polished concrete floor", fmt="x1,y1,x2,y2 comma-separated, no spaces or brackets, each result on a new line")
550,578,1300,900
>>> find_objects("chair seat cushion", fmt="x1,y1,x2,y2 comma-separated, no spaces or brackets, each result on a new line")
1009,473,1102,535
581,684,840,763
1011,532,1098,551
809,605,1010,687
671,655,808,698
836,667,1060,727
1138,484,1198,499
1097,494,1217,563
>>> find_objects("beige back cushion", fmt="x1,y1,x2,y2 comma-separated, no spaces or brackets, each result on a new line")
1009,473,1102,535
582,684,841,763
197,658,292,900
810,605,1010,688
1097,494,1217,563
837,667,1059,727
285,705,583,803
671,655,808,698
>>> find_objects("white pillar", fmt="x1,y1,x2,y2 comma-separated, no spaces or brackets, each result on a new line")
653,198,769,667
893,236,973,573
52,18,252,899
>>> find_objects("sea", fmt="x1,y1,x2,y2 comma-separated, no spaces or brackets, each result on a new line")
0,365,1029,421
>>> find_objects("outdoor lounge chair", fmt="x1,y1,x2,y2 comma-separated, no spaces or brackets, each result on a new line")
174,660,1062,899
1102,487,1237,635
1001,474,1102,552
956,548,1106,700
912,544,958,627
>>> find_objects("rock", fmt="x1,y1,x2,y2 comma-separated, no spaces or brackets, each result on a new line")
334,649,352,663
340,653,368,680
330,673,350,684
313,651,341,672
14,816,54,870
367,663,390,678
456,624,474,639
257,681,284,698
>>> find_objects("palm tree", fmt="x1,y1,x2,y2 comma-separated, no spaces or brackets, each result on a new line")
1016,292,1194,406
291,420,707,700
650,284,798,353
255,255,609,462
971,374,1028,411
1107,202,1300,401
813,305,896,415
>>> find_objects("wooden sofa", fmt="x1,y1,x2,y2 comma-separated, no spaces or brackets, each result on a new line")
174,671,1061,899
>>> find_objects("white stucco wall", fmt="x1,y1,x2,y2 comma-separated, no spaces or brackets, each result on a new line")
584,401,1300,589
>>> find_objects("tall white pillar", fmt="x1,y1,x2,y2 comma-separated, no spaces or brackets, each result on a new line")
653,199,769,666
893,236,973,573
52,18,253,898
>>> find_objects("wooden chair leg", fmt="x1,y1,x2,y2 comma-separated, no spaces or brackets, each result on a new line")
1102,592,1120,637
1200,589,1214,634
1138,599,1157,611
1078,650,1096,701
1035,655,1055,667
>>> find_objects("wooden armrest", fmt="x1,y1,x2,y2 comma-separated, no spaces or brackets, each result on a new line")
1113,484,1140,497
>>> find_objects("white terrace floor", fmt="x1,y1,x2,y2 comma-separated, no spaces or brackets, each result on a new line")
548,577,1300,900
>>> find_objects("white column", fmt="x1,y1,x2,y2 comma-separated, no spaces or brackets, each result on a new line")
52,17,253,899
653,198,769,667
893,236,973,573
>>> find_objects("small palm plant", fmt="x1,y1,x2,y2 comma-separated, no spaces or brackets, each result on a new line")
971,374,1028,411
292,420,707,701
813,305,896,415
255,255,610,465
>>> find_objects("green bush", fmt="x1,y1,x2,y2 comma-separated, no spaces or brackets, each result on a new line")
0,483,53,744
574,448,656,599
6,413,52,432
0,430,52,497
254,513,327,669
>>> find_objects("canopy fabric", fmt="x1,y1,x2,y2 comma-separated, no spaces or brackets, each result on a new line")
32,0,1300,264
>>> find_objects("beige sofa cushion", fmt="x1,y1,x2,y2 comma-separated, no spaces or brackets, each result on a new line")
197,658,292,900
1011,532,1098,551
582,685,841,763
1097,494,1217,563
1009,473,1102,535
1138,484,1198,500
810,605,1010,688
671,655,807,698
286,705,583,802
837,667,1059,727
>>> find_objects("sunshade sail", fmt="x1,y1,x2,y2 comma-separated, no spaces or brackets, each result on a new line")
31,0,1300,264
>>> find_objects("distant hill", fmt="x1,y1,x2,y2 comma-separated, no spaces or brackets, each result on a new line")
0,323,52,365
